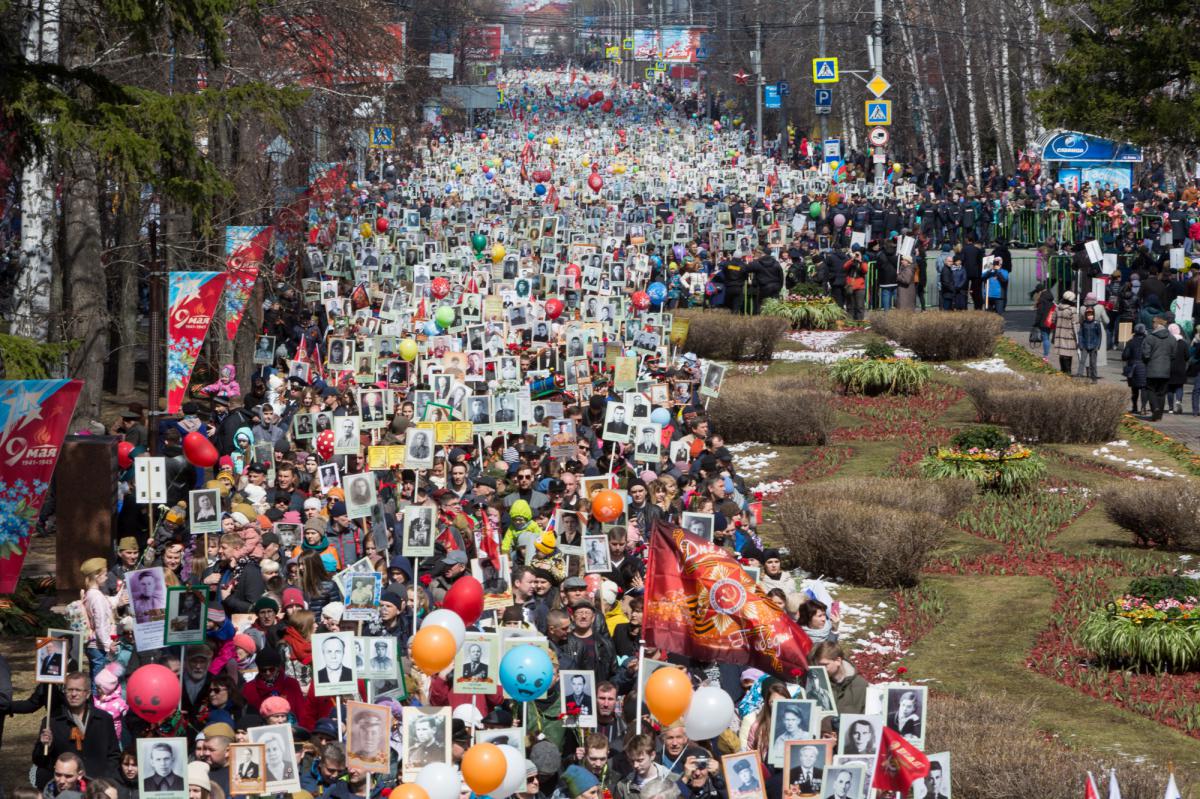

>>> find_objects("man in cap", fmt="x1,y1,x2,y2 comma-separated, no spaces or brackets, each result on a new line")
430,550,468,604
103,537,141,596
200,722,235,796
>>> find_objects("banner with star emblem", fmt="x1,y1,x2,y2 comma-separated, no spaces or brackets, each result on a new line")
644,521,812,679
167,272,227,413
872,726,931,792
0,380,82,592
224,226,273,341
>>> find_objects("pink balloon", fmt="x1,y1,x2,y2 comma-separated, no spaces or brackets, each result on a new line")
127,664,182,724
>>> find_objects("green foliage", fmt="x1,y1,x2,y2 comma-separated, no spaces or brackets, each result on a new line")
951,425,1012,452
1036,0,1200,151
861,337,895,360
0,578,67,636
1078,611,1200,672
0,335,77,379
828,356,930,395
956,486,1091,549
920,451,1047,493
1127,576,1200,603
761,296,847,329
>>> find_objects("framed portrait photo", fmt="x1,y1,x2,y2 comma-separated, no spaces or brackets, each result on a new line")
476,726,525,758
560,670,597,728
46,628,83,674
680,512,715,542
722,752,767,799
820,762,868,799
253,335,275,365
884,684,928,749
35,637,68,684
454,632,500,695
342,572,382,621
346,701,392,773
700,362,726,398
137,737,188,799
358,636,400,681
247,723,301,794
333,415,362,456
912,752,951,799
837,714,883,765
292,412,315,440
555,509,584,555
583,535,612,574
312,631,359,696
632,423,662,464
783,740,832,798
188,488,221,535
163,585,208,646
405,428,435,469
805,666,837,713
343,472,377,520
769,699,816,766
229,743,266,796
402,505,436,558
402,706,451,780
601,401,631,443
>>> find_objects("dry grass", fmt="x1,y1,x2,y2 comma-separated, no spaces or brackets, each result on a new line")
675,309,790,361
708,376,834,446
927,692,1170,799
1104,480,1200,549
965,373,1128,443
869,310,1004,361
785,476,976,520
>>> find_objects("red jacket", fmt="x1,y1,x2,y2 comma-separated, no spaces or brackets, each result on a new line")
843,257,867,291
242,674,306,722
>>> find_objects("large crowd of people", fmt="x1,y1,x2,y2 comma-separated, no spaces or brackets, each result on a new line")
8,68,1200,799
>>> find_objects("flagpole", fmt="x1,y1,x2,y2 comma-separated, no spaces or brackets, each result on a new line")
634,644,646,735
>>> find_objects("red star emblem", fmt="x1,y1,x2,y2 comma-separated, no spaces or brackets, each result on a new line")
733,69,750,85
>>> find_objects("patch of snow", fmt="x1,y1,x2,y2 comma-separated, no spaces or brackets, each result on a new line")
1092,440,1180,478
962,358,1016,375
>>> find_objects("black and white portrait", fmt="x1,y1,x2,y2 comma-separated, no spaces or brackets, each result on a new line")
359,637,399,680
555,509,583,553
583,535,611,574
770,700,816,766
293,413,315,439
885,685,927,748
344,472,377,520
402,506,436,558
188,488,221,534
681,512,715,542
318,462,340,493
804,666,836,714
837,715,882,759
254,335,276,365
602,402,630,442
334,416,361,455
138,738,187,799
468,395,491,425
229,743,266,796
633,423,661,463
346,700,392,773
312,631,358,696
912,752,951,799
405,429,434,469
327,338,354,370
359,389,388,427
402,707,450,778
247,724,300,793
700,362,726,398
128,567,167,625
454,632,499,694
723,753,767,799
164,586,207,646
820,764,867,799
784,741,830,798
560,670,597,728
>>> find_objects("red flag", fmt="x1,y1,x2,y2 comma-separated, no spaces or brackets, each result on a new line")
643,522,812,678
872,727,931,793
479,509,501,572
1085,772,1101,799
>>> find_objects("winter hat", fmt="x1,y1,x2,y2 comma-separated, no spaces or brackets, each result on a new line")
260,696,291,717
562,765,600,799
282,510,302,525
322,602,345,623
95,663,122,694
304,497,323,512
255,647,282,669
243,484,267,506
252,596,280,613
510,499,532,521
329,500,348,517
380,588,405,611
232,634,258,655
535,530,557,555
304,517,328,534
530,740,562,777
188,762,211,793
1062,290,1077,303
282,587,306,610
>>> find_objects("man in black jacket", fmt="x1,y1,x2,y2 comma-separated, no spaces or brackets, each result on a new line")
747,249,784,314
33,673,121,789
960,233,985,309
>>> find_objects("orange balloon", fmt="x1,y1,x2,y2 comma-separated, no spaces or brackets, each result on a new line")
411,625,457,674
462,743,506,796
645,666,693,725
591,489,624,523
391,786,430,799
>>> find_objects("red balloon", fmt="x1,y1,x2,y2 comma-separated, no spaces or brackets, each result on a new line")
315,429,335,461
587,173,603,194
442,575,484,625
545,298,564,320
631,291,650,311
590,90,604,104
564,263,581,278
127,664,182,724
182,432,217,468
601,100,614,113
431,277,451,299
117,441,135,469
532,169,551,183
375,216,389,233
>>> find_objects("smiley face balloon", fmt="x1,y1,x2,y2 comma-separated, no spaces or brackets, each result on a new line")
499,644,554,701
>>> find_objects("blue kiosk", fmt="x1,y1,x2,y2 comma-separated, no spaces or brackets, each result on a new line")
1031,129,1143,192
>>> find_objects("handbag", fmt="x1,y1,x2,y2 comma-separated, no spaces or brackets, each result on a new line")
1043,305,1057,330
1028,327,1041,346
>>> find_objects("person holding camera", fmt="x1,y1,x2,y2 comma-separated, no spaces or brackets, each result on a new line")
842,245,869,320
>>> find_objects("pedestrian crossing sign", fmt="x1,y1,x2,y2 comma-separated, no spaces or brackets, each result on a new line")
370,125,394,148
812,57,839,83
864,100,892,126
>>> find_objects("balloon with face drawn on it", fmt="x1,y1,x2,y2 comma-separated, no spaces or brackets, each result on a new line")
499,644,554,701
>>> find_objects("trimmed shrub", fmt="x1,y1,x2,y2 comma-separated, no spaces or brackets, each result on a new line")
965,373,1128,443
927,693,1167,799
1104,480,1200,549
776,498,945,587
708,376,834,446
675,309,789,361
920,426,1046,493
868,310,1004,360
784,476,975,522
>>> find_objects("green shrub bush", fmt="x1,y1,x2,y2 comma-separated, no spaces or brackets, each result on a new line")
1077,610,1200,672
965,373,1128,443
1104,481,1200,549
868,310,1004,360
675,310,789,361
708,376,834,446
761,296,847,330
1126,576,1200,602
828,357,931,395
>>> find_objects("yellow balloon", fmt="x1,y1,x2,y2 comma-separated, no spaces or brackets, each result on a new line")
893,162,902,172
360,222,373,238
399,339,418,362
454,164,463,174
491,243,506,264
613,164,626,174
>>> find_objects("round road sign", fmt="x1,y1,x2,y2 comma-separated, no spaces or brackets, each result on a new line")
869,127,889,147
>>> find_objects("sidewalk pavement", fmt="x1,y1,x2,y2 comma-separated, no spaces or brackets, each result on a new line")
1001,309,1200,454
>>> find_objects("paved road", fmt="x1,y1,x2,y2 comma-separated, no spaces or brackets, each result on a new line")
1002,308,1200,453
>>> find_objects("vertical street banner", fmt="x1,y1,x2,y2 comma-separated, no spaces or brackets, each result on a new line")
643,521,813,678
167,272,227,413
224,226,274,341
0,380,83,592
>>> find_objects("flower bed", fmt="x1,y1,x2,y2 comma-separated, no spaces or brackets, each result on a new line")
956,484,1092,550
920,426,1047,493
762,293,847,330
829,356,931,395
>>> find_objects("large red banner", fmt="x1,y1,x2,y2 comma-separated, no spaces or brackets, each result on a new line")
644,521,812,678
224,226,273,340
0,380,83,592
167,272,227,413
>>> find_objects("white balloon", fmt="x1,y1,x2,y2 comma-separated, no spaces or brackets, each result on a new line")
491,744,526,799
422,608,466,649
415,762,461,799
682,686,735,741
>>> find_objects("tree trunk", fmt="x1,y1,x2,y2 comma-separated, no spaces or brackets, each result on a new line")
923,0,961,179
960,0,982,183
114,195,140,396
894,0,935,169
998,1,1015,170
62,150,107,426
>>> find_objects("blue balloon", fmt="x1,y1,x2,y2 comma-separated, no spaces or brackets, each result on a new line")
423,321,441,336
500,644,554,701
485,172,495,181
647,282,668,304
527,132,535,140
534,184,547,196
650,408,671,426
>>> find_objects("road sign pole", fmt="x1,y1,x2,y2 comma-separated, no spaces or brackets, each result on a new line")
873,0,884,184
818,0,828,146
754,22,763,155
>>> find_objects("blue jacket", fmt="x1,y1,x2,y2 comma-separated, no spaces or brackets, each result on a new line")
1079,319,1103,351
